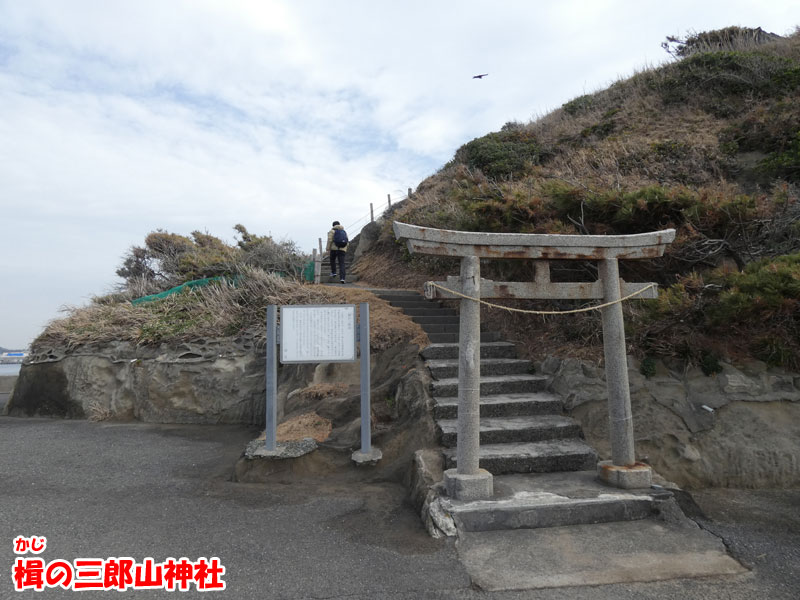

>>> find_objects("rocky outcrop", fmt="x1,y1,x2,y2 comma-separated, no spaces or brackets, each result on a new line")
6,334,438,482
234,345,439,482
6,335,285,423
539,355,800,488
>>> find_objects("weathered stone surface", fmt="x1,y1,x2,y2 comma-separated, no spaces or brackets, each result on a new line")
5,337,430,446
351,447,383,465
6,341,284,424
547,355,800,488
245,437,318,459
6,362,80,418
597,460,652,489
405,449,444,514
352,221,380,260
546,355,800,432
546,358,608,410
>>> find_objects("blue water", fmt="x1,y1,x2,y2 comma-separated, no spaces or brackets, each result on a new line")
0,363,21,376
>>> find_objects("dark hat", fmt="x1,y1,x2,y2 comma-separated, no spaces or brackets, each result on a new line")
332,221,340,226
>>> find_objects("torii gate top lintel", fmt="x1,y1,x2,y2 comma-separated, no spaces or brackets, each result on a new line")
392,221,675,260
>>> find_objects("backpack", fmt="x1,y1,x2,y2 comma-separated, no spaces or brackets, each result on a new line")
333,228,348,248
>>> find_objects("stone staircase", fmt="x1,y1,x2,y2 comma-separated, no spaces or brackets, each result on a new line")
375,288,669,534
376,289,596,475
320,252,358,284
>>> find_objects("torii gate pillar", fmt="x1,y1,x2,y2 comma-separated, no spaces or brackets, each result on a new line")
442,255,494,500
597,259,652,489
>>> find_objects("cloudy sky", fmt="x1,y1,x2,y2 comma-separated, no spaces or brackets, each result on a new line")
0,0,796,349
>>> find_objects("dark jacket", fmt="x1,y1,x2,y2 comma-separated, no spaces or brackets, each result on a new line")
327,224,348,253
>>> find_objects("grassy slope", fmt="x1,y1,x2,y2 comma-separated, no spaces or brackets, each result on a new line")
356,27,800,368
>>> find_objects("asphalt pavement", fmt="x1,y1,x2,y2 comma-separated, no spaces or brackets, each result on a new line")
1,416,798,599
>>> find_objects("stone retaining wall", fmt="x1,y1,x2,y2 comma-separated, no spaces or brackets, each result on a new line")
539,355,800,488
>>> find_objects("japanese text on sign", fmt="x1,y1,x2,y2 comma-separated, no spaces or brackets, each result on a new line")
11,535,226,592
280,305,356,363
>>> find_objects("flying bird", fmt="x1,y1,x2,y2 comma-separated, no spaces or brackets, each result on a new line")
472,73,489,79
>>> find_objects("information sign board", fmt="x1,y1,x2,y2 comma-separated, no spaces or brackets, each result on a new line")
280,304,357,363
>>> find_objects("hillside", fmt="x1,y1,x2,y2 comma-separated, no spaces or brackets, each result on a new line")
28,26,800,371
355,26,800,370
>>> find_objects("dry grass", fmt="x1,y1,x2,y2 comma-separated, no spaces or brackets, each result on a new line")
257,411,333,443
291,383,349,401
318,286,429,351
34,266,428,353
86,401,112,422
35,267,326,350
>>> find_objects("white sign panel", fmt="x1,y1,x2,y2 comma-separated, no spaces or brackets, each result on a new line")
280,305,357,363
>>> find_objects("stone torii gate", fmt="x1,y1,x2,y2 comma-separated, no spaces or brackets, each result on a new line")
393,221,675,501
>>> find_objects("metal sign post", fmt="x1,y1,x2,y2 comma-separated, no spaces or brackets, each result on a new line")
264,303,381,465
265,305,278,451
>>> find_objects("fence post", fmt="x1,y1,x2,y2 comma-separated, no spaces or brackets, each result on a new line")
265,305,277,451
370,203,374,223
387,193,391,209
312,248,320,284
408,187,412,199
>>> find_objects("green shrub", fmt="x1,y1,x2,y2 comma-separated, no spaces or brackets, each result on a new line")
759,131,800,182
561,94,595,116
710,253,800,324
700,351,723,376
649,50,800,115
640,356,657,378
458,129,545,179
544,184,699,233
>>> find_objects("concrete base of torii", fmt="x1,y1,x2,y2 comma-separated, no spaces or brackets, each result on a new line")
597,460,652,489
444,468,494,501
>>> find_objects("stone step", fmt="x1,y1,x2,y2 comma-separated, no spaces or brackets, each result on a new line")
389,300,441,309
421,342,518,360
320,275,358,283
443,439,597,475
418,323,459,334
412,315,460,325
433,392,562,420
437,415,583,447
402,307,457,317
440,471,664,532
427,358,532,379
428,331,501,343
420,324,499,336
431,374,547,397
376,291,425,301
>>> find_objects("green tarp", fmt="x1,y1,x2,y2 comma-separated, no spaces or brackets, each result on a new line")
303,260,315,282
130,276,226,305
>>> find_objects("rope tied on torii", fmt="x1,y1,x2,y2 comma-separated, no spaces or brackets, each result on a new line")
424,281,658,315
